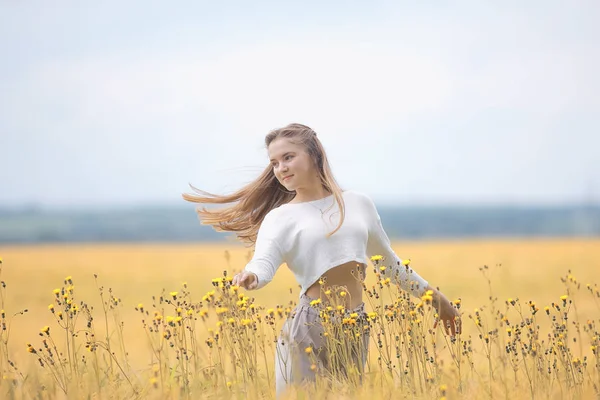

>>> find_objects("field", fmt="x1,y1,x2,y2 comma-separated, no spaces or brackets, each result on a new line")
0,239,598,399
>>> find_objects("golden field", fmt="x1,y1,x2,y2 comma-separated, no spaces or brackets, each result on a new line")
0,239,598,399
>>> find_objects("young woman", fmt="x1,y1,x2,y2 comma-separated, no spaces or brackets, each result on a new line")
183,123,460,396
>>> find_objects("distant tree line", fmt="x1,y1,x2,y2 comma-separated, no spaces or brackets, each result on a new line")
0,205,598,244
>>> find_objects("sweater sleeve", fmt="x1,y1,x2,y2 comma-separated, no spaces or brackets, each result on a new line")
363,194,429,298
243,211,285,290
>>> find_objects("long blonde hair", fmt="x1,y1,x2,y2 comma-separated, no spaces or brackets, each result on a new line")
182,123,346,246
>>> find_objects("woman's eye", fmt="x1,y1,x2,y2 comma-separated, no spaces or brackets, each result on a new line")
285,155,293,160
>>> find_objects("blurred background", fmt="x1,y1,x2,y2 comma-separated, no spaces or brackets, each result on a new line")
1,1,599,244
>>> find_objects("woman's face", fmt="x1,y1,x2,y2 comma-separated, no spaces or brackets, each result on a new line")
268,138,319,192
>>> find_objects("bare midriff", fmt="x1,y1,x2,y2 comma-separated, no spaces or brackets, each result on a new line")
305,261,367,309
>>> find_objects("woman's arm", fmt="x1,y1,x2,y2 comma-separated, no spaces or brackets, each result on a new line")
235,211,284,290
364,194,429,298
362,193,460,335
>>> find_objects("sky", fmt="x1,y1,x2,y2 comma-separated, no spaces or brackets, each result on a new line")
1,1,599,209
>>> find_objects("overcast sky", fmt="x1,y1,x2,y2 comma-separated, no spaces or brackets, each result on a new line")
1,1,599,209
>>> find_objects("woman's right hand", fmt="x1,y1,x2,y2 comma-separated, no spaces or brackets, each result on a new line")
232,271,259,290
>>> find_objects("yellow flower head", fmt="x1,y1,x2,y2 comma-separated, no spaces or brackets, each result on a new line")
304,347,312,354
41,326,50,335
310,298,321,306
560,295,568,301
370,255,383,262
170,291,178,298
216,307,229,315
402,259,411,266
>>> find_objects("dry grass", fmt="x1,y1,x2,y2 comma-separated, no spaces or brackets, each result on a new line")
0,238,598,399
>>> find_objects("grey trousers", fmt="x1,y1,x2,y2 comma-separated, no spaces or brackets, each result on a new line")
275,294,370,397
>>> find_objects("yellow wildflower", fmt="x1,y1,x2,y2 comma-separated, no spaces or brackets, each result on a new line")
216,307,228,315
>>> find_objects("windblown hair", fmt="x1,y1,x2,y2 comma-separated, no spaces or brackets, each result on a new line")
182,123,346,246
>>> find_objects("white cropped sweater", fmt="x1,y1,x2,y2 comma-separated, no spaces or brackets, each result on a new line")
244,190,429,298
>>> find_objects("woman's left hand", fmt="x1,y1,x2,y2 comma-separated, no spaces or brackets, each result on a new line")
430,288,461,337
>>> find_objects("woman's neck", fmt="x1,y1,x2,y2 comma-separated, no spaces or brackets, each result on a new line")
290,187,332,204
